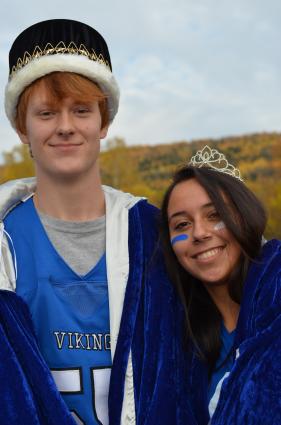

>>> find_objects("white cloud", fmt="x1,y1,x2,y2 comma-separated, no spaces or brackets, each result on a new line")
0,0,280,153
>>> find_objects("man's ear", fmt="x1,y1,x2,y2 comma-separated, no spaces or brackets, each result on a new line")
100,124,109,140
17,130,29,145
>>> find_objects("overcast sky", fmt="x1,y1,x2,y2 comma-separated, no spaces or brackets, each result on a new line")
0,0,280,154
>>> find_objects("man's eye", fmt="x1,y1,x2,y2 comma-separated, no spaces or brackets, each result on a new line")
76,107,90,114
40,111,52,116
38,110,55,118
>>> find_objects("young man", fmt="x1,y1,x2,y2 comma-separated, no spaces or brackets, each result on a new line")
0,20,196,425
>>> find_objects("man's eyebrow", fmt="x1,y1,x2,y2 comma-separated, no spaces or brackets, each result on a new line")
31,101,55,108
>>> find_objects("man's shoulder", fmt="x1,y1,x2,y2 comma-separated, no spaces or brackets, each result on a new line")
131,199,159,221
0,177,36,220
102,185,144,210
103,184,160,222
128,200,161,255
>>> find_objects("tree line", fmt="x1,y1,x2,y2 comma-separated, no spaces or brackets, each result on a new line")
1,132,280,239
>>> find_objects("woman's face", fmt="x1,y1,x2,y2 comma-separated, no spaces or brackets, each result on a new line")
167,178,242,288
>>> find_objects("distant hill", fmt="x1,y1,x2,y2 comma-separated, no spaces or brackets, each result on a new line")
1,132,280,238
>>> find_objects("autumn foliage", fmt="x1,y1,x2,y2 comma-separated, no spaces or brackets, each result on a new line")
0,132,280,239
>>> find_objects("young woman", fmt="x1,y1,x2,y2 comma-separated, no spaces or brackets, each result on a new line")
160,146,281,425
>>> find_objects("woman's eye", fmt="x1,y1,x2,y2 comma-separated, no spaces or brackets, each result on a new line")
208,211,220,220
175,221,191,231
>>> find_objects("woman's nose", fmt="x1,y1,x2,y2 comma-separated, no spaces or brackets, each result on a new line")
192,219,212,242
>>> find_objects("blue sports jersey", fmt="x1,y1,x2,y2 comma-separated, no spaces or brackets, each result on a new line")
4,198,112,425
208,324,235,402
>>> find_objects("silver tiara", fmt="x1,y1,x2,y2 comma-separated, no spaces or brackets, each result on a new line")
188,145,243,181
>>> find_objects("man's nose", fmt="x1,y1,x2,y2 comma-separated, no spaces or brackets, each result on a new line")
56,111,75,136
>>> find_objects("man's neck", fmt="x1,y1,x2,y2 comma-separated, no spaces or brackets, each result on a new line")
34,171,105,222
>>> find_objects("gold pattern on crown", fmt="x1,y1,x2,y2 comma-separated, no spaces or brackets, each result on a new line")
10,41,111,76
189,145,243,181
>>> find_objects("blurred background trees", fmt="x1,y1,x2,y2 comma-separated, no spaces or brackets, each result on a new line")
1,132,280,239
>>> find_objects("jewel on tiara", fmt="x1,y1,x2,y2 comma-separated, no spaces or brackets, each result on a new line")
188,145,243,181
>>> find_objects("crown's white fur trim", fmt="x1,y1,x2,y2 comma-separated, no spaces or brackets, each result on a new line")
5,54,120,128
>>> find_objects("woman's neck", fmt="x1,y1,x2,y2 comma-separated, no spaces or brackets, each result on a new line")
205,284,240,332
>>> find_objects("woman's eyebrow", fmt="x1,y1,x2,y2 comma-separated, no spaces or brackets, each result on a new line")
169,203,215,221
202,202,215,210
168,211,187,222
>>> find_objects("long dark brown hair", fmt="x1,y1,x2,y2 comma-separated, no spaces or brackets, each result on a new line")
160,166,267,374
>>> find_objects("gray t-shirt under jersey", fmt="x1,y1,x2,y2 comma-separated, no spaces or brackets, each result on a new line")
38,211,106,276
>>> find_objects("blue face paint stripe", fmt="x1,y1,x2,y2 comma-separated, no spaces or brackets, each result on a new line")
171,234,189,246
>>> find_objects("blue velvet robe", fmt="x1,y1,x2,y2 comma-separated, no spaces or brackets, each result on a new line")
0,200,198,425
185,239,281,425
110,200,198,424
211,239,281,424
0,291,76,425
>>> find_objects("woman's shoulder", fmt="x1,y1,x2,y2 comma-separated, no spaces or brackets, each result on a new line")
257,239,281,281
237,239,281,342
250,238,281,280
247,238,281,295
261,238,281,259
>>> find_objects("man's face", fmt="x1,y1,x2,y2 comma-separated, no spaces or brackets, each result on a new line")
18,83,108,182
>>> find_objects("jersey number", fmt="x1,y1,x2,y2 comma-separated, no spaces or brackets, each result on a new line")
51,367,111,425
